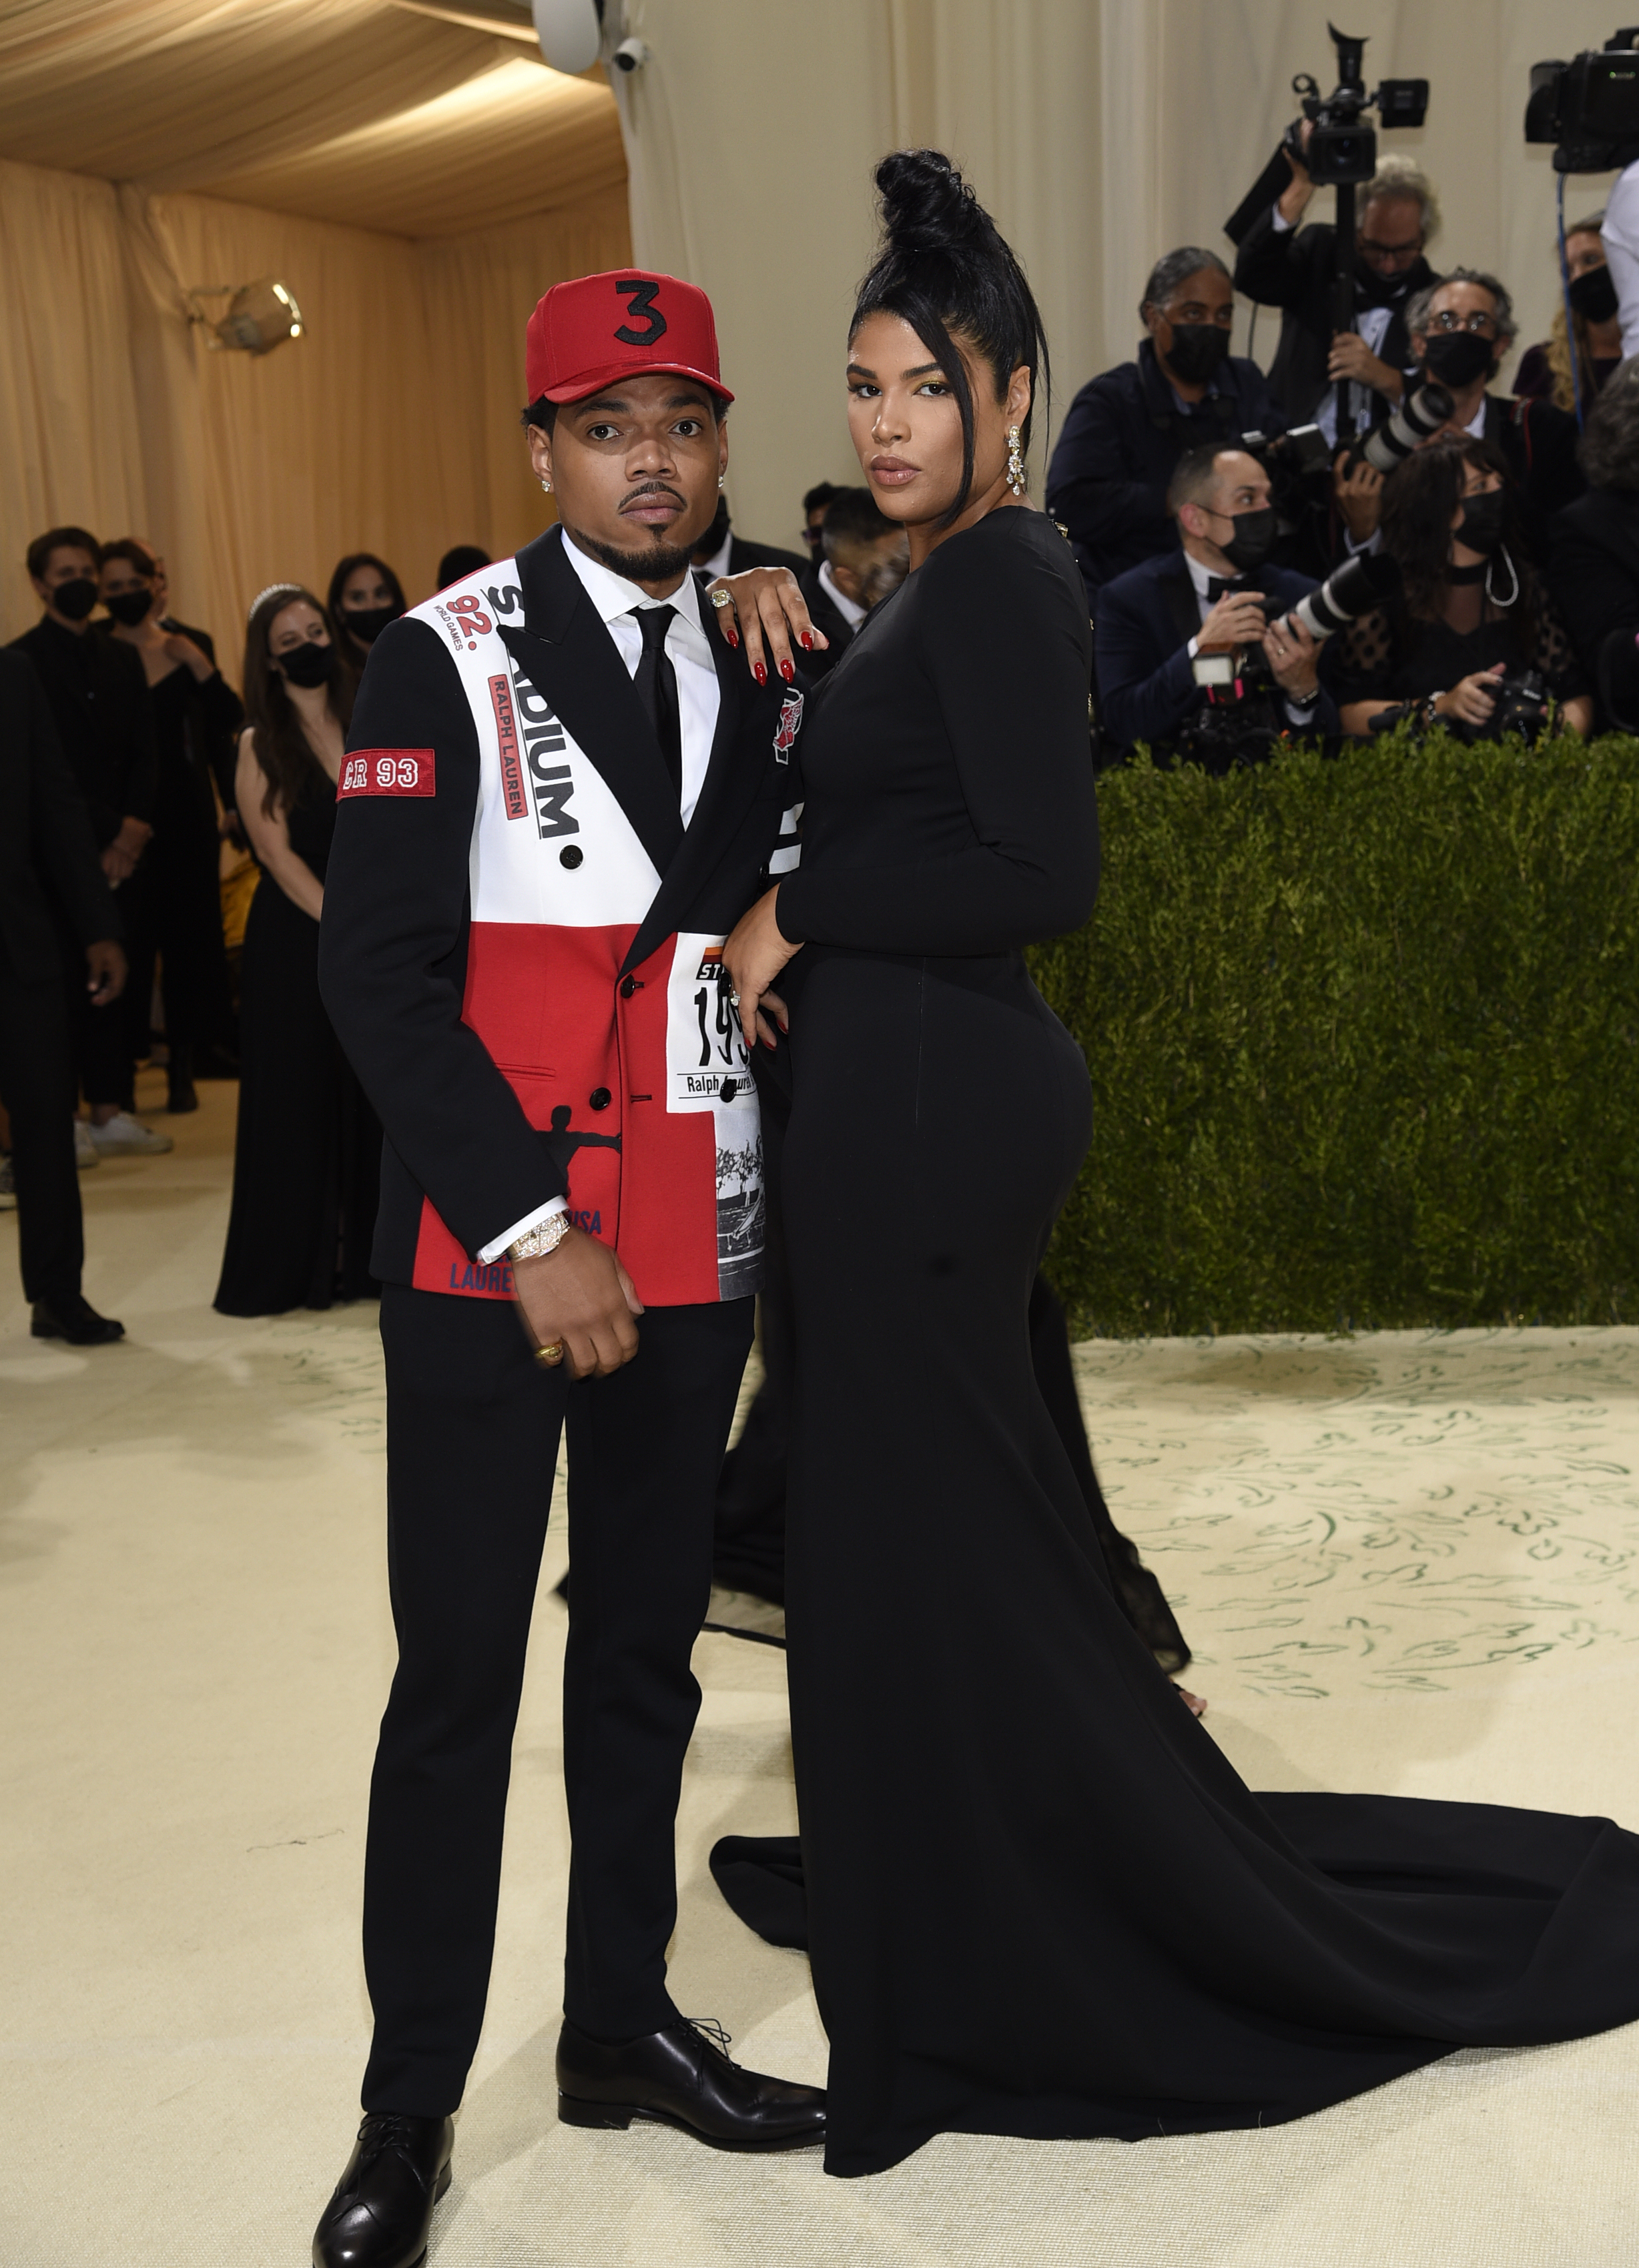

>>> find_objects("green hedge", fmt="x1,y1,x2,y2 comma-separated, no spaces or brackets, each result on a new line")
1028,732,1639,1337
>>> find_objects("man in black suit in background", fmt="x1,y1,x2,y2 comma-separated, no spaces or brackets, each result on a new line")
1550,358,1639,725
689,492,808,581
11,525,164,1158
0,649,127,1343
793,486,908,679
1045,248,1288,603
1230,135,1436,438
1095,443,1337,765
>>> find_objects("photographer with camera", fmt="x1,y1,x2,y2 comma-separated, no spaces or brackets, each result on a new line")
1548,358,1639,726
1334,436,1590,741
1045,250,1286,603
1232,143,1437,441
1405,270,1582,558
1094,444,1338,767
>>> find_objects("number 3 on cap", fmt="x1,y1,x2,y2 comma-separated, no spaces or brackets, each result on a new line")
613,278,667,347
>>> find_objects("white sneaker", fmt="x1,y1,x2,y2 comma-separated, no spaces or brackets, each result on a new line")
88,1111,174,1156
0,1156,14,1210
73,1117,100,1170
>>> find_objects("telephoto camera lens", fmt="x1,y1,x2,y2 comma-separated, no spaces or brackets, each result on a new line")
1357,382,1455,476
1287,551,1402,642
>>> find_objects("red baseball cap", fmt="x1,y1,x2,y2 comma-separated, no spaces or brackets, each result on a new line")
526,268,734,408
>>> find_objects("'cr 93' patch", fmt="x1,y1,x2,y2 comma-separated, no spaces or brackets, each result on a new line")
338,750,435,798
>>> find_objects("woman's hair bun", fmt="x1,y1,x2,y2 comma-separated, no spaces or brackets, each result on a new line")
874,149,995,256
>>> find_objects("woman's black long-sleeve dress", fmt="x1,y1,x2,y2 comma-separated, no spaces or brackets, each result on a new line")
215,780,379,1316
714,506,1639,2179
137,654,242,1064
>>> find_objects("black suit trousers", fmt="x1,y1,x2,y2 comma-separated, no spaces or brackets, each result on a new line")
362,1282,755,2115
0,957,84,1304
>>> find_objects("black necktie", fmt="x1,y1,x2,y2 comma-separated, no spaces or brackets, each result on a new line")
1205,575,1252,602
631,605,681,799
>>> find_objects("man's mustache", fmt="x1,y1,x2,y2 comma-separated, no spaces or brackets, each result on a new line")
619,481,687,513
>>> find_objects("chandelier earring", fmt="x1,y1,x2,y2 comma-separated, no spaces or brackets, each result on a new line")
1005,424,1026,497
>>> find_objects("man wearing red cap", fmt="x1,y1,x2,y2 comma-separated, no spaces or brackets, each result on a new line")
313,269,820,2267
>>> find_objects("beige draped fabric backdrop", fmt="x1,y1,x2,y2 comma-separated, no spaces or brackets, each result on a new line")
0,163,628,659
3,0,1636,657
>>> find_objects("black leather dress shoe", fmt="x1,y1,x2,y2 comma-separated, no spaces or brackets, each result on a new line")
31,1297,124,1345
312,2113,454,2268
557,2016,825,2151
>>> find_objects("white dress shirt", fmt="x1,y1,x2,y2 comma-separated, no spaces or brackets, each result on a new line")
1602,159,1639,361
1270,204,1398,444
817,558,867,631
1182,548,1318,727
478,535,724,1264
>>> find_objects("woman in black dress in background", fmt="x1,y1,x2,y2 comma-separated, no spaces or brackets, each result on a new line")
214,585,378,1316
717,151,1639,2181
326,552,406,687
1335,436,1592,740
97,538,241,1112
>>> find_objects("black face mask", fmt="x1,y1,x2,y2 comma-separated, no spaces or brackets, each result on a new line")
1162,324,1231,387
1568,264,1620,325
1455,490,1506,556
342,603,401,645
1215,505,1279,572
51,577,98,623
1421,331,1495,390
105,588,155,628
278,641,336,690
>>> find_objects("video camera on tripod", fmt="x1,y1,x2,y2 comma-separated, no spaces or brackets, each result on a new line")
1287,23,1429,338
1526,30,1639,173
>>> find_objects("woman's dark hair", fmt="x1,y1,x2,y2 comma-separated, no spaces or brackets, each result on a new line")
1377,434,1540,663
242,585,352,820
850,149,1049,528
97,536,157,578
1578,354,1639,490
326,552,407,650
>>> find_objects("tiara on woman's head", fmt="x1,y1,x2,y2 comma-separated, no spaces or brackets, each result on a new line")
247,581,306,623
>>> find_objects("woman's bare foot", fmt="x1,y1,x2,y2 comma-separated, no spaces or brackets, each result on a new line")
1175,1687,1207,1718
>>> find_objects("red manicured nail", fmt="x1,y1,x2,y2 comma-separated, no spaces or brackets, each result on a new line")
725,627,739,647
753,661,767,685
799,631,814,650
779,659,795,682
778,1020,789,1035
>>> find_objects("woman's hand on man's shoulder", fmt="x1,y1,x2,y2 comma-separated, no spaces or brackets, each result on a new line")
703,566,828,689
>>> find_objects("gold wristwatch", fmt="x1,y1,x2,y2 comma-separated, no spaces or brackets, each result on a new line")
509,1212,572,1263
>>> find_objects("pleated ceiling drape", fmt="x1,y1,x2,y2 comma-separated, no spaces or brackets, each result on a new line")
0,158,629,660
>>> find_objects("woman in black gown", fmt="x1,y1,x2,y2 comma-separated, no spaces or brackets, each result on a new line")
715,151,1639,2181
215,585,378,1316
1334,435,1591,741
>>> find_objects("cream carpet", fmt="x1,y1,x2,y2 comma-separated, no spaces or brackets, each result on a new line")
5,1074,1639,2267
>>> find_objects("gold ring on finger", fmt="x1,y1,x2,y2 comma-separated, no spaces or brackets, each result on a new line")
535,1341,566,1368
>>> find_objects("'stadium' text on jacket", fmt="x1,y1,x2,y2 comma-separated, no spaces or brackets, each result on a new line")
317,528,805,1310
